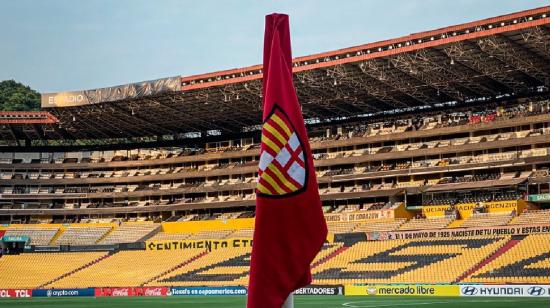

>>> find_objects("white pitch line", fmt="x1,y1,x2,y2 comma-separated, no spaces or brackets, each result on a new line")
343,300,452,307
342,298,547,308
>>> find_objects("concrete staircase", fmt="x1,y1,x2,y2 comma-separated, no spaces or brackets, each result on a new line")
446,220,465,228
95,226,116,244
137,225,162,243
311,246,349,269
48,228,66,245
140,250,209,286
40,252,117,288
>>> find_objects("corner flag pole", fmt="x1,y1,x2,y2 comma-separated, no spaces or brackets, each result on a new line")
282,293,294,308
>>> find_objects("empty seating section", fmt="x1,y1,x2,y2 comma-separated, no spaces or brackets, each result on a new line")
3,171,528,207
313,240,405,285
460,213,513,228
1,233,548,287
148,232,192,241
510,210,550,225
0,164,546,210
2,208,548,247
2,100,550,215
0,252,107,288
55,226,112,245
353,219,407,232
3,78,550,291
187,230,235,240
99,223,158,244
153,247,251,286
3,227,59,245
228,229,254,238
312,237,509,285
424,191,522,206
328,222,358,234
148,229,244,241
3,208,544,246
313,243,344,263
465,234,550,284
436,173,502,185
50,249,205,288
399,217,454,231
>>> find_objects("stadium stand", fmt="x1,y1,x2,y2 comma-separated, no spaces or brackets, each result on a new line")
327,222,359,234
3,227,59,245
313,237,509,284
509,210,550,225
3,228,548,288
353,219,407,232
154,247,251,287
465,234,550,284
0,6,549,291
187,230,235,240
459,213,514,228
0,252,107,288
398,217,454,231
50,249,206,288
228,228,254,238
99,223,159,244
148,232,193,241
54,226,112,245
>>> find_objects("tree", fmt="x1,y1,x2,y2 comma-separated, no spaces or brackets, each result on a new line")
0,80,40,111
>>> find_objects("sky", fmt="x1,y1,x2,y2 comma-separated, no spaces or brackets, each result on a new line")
0,0,548,93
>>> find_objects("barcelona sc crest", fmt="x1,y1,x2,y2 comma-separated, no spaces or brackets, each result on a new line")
256,105,308,198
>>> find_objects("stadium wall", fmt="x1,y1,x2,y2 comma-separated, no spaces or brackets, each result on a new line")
5,284,550,298
161,219,254,233
367,224,550,241
145,238,253,252
422,200,526,218
2,223,115,229
0,289,32,298
345,284,550,297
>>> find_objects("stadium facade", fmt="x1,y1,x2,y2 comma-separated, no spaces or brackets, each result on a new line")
0,6,550,297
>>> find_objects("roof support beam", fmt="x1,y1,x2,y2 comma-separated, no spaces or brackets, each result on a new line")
428,48,499,97
520,26,550,61
477,35,549,86
111,104,174,136
443,41,527,94
359,59,434,105
389,51,466,102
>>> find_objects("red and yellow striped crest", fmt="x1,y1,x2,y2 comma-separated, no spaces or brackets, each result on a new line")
257,107,307,197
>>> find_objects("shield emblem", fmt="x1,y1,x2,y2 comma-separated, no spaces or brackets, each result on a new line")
257,106,307,197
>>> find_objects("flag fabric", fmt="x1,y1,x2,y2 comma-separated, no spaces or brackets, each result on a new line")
247,13,328,308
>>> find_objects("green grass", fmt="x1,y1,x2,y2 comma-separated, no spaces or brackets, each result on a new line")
1,296,550,308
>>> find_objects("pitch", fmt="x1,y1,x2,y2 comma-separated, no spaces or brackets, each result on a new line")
1,296,550,308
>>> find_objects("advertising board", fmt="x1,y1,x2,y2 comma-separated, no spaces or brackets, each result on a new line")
345,284,460,297
169,286,247,296
32,288,95,297
460,284,550,297
0,289,32,298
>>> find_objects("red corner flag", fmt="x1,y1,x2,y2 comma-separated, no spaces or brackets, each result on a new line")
247,14,328,308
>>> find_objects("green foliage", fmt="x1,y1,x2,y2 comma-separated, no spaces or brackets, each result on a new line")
0,80,40,111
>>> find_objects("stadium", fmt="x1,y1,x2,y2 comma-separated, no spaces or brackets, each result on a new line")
1,4,550,308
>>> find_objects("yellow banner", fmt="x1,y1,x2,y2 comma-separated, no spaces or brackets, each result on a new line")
457,201,520,218
422,205,451,218
456,203,477,218
486,200,520,213
145,238,252,252
345,285,459,296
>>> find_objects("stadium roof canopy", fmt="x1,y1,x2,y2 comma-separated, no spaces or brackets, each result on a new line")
2,6,550,143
